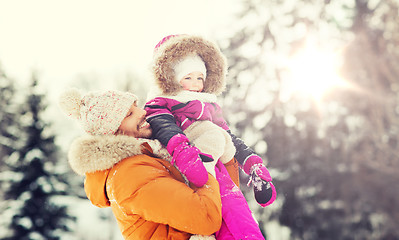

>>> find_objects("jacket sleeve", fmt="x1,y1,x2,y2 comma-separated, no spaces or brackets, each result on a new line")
209,102,230,131
145,98,185,147
227,130,257,167
111,155,222,235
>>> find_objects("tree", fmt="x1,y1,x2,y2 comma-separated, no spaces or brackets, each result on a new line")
0,65,23,223
0,65,21,170
219,0,399,239
1,74,74,240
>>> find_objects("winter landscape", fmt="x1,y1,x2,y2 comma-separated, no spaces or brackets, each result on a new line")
1,0,398,239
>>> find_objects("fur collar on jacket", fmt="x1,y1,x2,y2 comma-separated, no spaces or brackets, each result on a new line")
152,35,227,96
150,90,218,104
68,134,171,175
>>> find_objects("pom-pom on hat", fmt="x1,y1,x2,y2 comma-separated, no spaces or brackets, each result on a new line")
174,54,207,83
153,34,179,54
58,88,138,135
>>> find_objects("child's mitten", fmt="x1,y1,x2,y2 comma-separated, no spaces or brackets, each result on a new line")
167,134,213,187
244,155,277,207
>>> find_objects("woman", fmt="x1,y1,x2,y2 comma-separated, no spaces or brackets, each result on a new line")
59,89,224,239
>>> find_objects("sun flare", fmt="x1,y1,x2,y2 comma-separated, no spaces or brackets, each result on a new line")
284,40,345,101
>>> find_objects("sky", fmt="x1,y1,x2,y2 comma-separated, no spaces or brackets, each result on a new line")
0,0,238,97
0,0,240,145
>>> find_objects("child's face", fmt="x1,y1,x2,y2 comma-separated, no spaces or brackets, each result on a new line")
179,71,204,92
116,103,152,138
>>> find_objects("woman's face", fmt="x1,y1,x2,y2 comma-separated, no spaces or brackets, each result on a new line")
116,103,152,138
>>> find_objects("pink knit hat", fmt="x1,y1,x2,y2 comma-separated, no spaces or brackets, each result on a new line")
153,34,179,53
58,89,138,135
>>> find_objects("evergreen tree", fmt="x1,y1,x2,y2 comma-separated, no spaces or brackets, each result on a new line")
1,74,73,240
0,65,21,170
0,65,24,233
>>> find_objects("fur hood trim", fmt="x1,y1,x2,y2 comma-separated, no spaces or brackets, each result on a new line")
152,35,227,96
68,134,171,175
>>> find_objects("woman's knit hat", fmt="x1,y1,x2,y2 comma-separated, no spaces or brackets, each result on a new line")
58,89,138,135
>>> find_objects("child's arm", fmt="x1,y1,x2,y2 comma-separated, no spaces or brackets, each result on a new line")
227,130,257,167
227,129,270,177
145,97,184,146
227,130,276,207
147,113,184,147
145,97,213,187
145,98,211,161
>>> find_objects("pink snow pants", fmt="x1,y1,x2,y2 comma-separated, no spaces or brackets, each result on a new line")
214,161,265,240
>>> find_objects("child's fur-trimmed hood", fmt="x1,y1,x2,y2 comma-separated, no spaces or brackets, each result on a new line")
68,134,171,175
152,35,228,96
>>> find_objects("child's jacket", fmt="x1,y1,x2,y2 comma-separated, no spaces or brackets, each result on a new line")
146,92,228,132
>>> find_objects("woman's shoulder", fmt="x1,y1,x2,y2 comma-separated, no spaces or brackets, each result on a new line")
113,154,179,181
68,134,170,175
108,154,185,199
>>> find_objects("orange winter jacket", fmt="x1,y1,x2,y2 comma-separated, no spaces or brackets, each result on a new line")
68,135,223,240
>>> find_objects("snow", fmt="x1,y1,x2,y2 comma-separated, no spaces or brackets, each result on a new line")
18,217,33,229
36,176,53,193
52,195,124,240
265,220,291,240
0,197,26,238
24,149,45,162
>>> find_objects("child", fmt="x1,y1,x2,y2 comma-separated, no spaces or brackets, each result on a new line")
145,34,277,208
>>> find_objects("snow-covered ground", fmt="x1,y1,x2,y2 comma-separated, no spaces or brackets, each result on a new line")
54,195,124,240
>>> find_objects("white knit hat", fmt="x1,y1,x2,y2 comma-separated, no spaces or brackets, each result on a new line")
174,55,207,83
58,89,138,135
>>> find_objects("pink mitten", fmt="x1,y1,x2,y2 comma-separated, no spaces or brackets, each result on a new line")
244,155,277,207
167,134,212,187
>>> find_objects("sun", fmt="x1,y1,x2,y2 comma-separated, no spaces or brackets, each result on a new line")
284,40,346,101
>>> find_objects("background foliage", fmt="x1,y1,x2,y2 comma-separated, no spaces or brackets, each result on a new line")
220,0,399,239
